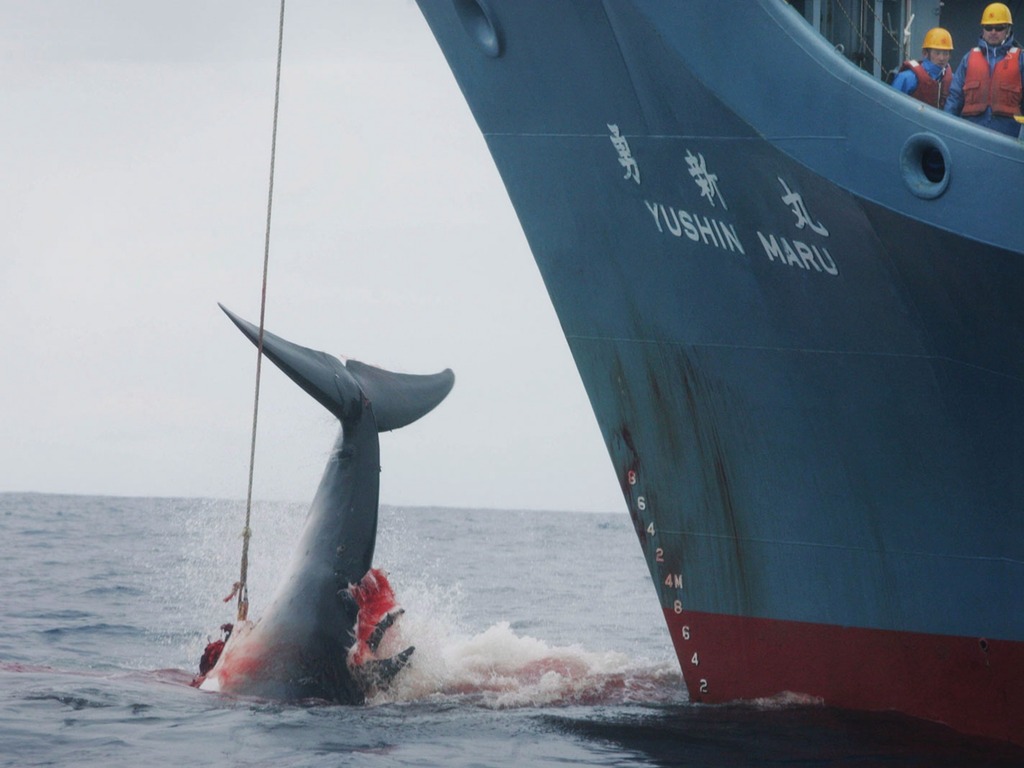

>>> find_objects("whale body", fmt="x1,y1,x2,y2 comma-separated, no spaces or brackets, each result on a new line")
198,305,454,703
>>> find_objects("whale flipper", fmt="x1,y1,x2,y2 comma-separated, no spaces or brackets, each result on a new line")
368,609,405,653
356,646,416,693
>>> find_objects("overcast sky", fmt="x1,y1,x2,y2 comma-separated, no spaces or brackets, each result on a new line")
0,1,623,512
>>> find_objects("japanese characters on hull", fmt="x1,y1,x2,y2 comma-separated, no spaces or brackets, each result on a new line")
608,123,838,277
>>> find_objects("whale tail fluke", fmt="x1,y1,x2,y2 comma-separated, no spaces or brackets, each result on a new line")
345,359,454,431
219,304,454,428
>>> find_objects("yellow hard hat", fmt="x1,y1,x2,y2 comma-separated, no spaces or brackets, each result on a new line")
981,3,1013,25
922,27,954,50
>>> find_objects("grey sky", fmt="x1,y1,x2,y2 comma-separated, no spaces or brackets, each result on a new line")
0,2,623,512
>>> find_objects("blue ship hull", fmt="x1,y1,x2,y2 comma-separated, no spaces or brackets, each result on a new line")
415,0,1023,744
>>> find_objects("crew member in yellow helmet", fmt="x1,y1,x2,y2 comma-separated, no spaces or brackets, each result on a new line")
892,28,954,108
944,3,1024,136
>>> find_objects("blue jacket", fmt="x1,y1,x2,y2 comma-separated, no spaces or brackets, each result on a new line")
944,35,1024,137
893,58,947,97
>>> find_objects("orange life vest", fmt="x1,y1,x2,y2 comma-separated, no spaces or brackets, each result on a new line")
962,47,1023,117
898,59,952,108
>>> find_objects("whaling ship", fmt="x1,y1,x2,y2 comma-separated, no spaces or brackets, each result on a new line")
414,0,1023,745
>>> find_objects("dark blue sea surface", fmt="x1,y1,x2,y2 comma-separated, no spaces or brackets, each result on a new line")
1,493,1021,766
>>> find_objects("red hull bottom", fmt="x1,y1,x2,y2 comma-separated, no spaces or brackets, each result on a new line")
667,609,1024,747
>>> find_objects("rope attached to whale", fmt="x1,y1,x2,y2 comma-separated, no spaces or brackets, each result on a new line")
236,0,287,623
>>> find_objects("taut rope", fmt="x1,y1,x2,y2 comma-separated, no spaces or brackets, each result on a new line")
236,0,287,623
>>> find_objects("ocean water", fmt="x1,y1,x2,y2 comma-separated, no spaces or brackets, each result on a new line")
2,493,1021,767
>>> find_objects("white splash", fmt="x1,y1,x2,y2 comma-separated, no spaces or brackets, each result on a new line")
367,582,682,708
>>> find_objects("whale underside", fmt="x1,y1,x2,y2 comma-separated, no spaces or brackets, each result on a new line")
197,305,454,703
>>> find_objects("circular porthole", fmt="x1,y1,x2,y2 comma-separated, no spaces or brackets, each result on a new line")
453,0,502,58
900,133,951,199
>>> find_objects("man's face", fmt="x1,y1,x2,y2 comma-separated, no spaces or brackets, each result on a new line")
925,49,952,67
982,23,1011,46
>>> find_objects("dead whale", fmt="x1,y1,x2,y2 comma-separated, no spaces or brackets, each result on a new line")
196,305,454,703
